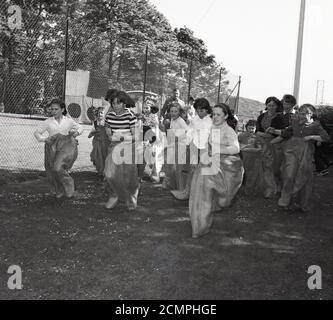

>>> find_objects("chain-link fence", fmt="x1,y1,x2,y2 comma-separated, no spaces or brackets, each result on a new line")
0,0,247,180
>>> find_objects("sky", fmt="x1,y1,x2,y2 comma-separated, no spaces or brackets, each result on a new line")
150,0,333,105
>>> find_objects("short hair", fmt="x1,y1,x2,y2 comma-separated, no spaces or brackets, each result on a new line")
50,98,67,116
245,119,257,128
113,90,136,109
189,96,195,102
96,106,104,113
173,88,180,92
265,96,283,113
299,104,318,120
194,98,212,114
170,102,182,111
105,88,118,102
282,94,297,107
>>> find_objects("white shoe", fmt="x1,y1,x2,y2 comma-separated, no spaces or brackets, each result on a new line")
105,197,118,209
278,197,289,208
151,176,160,183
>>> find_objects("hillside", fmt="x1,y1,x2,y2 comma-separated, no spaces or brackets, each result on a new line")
228,96,265,125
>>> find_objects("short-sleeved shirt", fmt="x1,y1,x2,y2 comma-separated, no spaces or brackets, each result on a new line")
187,115,212,149
105,110,137,135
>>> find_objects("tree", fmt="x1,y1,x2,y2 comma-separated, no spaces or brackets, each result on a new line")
0,0,229,114
0,0,67,113
173,27,230,103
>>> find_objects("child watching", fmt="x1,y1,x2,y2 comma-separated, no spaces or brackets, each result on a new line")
238,120,259,150
141,103,159,143
88,107,109,176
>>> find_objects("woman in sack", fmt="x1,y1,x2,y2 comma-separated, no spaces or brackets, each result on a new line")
189,103,244,238
103,90,142,211
34,99,83,199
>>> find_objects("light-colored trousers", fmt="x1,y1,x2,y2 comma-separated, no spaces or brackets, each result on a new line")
44,134,78,197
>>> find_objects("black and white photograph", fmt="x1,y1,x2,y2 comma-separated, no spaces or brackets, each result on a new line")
0,0,332,304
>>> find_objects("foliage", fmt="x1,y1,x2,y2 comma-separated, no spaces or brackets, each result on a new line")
0,0,229,114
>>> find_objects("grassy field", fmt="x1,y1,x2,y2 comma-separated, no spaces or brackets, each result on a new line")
0,115,332,300
0,170,332,300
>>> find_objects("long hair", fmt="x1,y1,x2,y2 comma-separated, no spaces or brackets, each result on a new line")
107,89,135,108
105,89,136,111
194,98,212,114
214,103,238,130
105,89,118,102
50,98,67,116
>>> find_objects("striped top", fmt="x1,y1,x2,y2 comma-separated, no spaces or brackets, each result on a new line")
105,110,137,135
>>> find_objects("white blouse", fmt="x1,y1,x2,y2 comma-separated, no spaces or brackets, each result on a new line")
209,122,240,155
34,116,83,142
170,117,188,134
168,116,188,146
187,115,212,149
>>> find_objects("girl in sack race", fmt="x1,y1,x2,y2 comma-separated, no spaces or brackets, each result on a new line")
34,99,83,199
189,103,244,238
103,90,144,211
267,104,330,212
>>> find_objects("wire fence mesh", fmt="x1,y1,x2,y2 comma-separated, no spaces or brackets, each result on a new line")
0,0,245,179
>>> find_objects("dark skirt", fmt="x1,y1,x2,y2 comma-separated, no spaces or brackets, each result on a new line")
90,127,109,175
241,149,264,196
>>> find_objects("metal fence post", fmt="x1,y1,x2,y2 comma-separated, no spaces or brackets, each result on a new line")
187,54,193,104
62,4,70,102
142,44,149,108
217,67,222,104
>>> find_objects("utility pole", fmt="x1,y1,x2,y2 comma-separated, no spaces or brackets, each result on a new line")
293,0,306,102
315,80,325,105
235,76,241,114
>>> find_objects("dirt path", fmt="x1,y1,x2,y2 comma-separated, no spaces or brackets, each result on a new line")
0,171,332,300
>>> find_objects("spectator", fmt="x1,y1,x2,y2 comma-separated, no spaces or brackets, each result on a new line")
160,88,186,125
